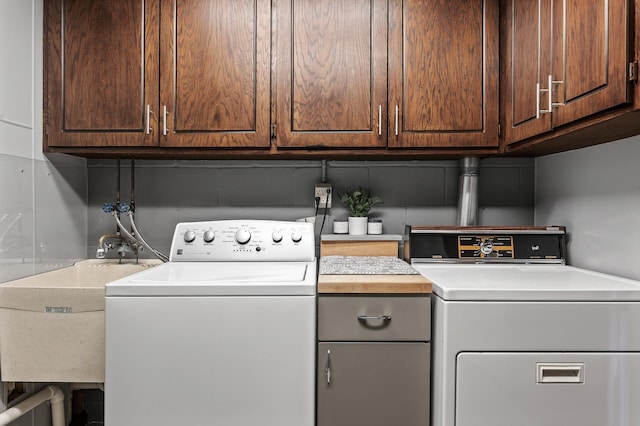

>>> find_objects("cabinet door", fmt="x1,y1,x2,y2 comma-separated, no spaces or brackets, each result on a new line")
275,0,388,148
317,342,430,426
550,0,630,127
502,0,630,146
501,0,553,145
159,0,271,148
388,0,499,148
44,0,159,148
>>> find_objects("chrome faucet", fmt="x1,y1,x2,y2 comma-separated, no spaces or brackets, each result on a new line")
96,233,139,261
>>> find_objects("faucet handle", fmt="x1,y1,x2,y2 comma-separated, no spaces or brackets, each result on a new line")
117,203,131,213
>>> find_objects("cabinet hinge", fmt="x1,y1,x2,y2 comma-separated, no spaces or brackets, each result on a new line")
270,124,277,138
630,61,638,82
498,124,501,137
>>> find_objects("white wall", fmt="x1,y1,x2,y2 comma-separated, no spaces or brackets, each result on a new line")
0,0,88,284
535,135,640,280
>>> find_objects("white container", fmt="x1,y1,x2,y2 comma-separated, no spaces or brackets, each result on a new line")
348,217,368,235
333,219,349,234
367,219,383,235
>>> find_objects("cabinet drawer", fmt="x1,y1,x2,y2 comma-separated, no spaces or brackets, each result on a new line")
318,296,430,341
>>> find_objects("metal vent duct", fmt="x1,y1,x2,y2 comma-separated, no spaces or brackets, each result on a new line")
456,157,480,226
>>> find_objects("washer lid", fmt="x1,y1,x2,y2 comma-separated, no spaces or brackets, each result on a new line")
413,264,640,301
105,261,316,297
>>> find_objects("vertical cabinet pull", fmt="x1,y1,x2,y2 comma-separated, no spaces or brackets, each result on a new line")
537,75,566,119
325,350,332,385
550,78,565,107
536,83,542,119
145,105,153,135
547,74,552,113
163,105,169,136
394,105,399,136
376,105,401,136
537,75,552,117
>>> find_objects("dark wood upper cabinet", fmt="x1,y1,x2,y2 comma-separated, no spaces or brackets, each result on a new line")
502,0,631,146
45,0,271,149
45,0,159,147
44,0,639,158
388,0,499,149
159,0,271,148
275,0,388,148
276,0,499,150
550,0,629,127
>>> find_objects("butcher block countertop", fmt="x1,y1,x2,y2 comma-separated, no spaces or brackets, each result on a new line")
318,256,432,294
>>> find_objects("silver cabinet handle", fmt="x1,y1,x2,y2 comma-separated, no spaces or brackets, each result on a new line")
357,315,392,322
325,350,332,385
536,82,541,119
145,105,153,135
163,105,169,136
394,105,399,136
537,75,552,117
547,74,552,113
551,77,565,107
378,105,382,136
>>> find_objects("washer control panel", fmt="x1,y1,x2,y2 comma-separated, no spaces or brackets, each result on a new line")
170,220,315,262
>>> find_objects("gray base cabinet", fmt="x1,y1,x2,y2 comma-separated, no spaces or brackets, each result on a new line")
318,342,430,426
317,295,431,426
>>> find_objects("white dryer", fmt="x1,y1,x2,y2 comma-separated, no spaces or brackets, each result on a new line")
406,226,640,426
105,220,316,426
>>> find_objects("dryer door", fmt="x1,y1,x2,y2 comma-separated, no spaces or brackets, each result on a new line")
456,352,640,426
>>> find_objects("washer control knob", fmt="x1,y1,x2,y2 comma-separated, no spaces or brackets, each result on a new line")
203,230,215,243
235,228,252,245
272,231,283,243
291,230,303,243
184,230,196,243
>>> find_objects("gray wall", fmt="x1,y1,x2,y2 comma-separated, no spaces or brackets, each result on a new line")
87,158,535,259
535,134,640,280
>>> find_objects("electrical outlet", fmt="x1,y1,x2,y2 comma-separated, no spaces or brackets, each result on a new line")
314,183,332,209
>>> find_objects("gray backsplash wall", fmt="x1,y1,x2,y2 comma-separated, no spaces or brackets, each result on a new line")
87,158,535,259
535,134,640,281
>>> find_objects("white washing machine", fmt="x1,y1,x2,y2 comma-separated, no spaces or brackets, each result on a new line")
105,220,316,426
405,226,640,426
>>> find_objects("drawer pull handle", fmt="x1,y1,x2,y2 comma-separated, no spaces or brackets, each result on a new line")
537,363,584,384
357,315,392,322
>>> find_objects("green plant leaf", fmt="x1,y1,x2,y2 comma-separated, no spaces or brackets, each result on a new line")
338,186,383,217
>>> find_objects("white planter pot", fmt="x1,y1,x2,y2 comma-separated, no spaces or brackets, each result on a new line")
348,217,368,235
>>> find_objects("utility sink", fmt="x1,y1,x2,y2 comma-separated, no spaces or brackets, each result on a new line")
0,259,161,383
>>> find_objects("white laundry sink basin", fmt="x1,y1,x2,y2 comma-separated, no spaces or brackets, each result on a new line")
0,259,161,383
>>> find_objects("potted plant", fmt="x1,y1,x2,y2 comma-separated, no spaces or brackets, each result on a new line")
339,187,383,235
